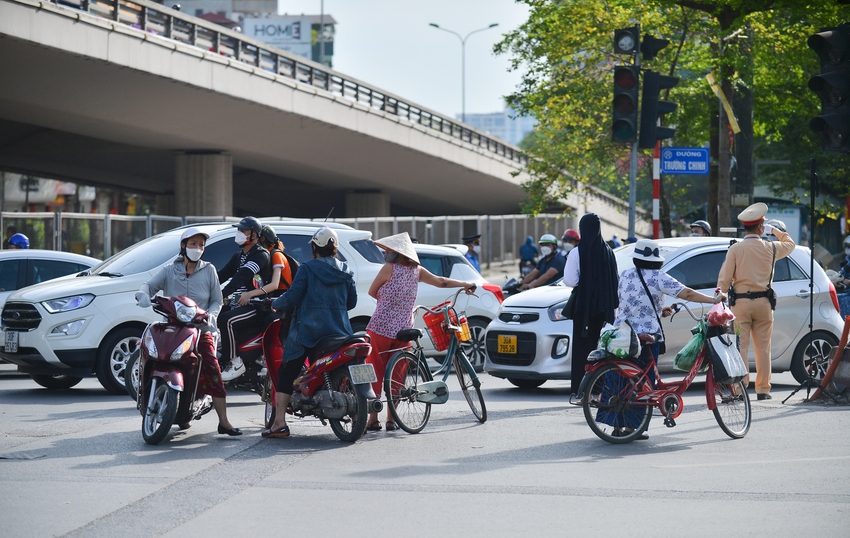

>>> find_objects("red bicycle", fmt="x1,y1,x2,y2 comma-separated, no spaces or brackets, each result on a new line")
580,302,751,444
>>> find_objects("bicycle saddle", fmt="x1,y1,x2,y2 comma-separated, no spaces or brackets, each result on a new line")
395,329,423,342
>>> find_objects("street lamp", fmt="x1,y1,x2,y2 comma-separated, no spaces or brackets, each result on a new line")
429,22,499,123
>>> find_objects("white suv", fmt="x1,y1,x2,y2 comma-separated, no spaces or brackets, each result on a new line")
0,222,383,393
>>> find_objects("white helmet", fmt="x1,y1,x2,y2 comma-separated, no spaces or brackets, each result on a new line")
310,226,338,247
180,227,210,243
539,233,558,245
844,235,850,247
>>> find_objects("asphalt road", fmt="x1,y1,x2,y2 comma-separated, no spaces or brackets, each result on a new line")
0,365,848,537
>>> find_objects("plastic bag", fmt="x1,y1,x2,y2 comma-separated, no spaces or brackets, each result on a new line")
707,302,735,326
673,321,708,372
598,320,640,359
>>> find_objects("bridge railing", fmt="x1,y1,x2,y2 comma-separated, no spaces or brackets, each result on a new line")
42,0,526,165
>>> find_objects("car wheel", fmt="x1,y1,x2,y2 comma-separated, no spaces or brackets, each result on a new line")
790,331,838,384
30,374,84,390
508,378,546,389
461,318,488,373
96,328,141,395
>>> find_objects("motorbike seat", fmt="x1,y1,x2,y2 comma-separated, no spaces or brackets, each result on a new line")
395,329,423,342
310,334,368,359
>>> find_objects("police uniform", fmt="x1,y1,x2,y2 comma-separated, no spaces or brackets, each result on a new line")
463,234,481,274
716,203,795,399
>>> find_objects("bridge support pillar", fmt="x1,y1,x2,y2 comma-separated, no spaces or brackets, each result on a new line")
345,191,390,217
175,152,232,217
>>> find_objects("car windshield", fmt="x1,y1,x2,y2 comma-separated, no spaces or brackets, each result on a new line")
90,233,181,276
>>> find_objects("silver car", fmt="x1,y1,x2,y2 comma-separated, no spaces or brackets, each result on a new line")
484,237,844,388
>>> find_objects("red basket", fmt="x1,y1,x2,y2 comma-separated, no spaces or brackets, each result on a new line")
423,302,457,352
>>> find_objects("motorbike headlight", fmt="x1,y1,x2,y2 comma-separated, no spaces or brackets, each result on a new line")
50,319,86,336
548,300,569,321
42,294,95,314
171,334,195,361
174,300,198,323
143,328,158,357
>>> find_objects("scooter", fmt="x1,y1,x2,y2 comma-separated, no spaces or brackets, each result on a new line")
133,295,214,445
502,277,522,298
261,319,382,442
519,259,535,279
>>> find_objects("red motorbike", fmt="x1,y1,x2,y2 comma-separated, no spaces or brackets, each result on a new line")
261,319,382,442
133,296,214,445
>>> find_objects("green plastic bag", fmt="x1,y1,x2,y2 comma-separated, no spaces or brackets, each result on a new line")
673,320,708,372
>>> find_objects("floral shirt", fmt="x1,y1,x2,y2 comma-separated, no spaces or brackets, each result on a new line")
614,267,684,340
366,263,421,339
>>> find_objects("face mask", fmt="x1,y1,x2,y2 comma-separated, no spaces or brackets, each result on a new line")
562,244,573,254
384,251,398,263
691,233,702,237
845,247,850,256
234,232,248,246
185,248,203,262
473,245,481,255
541,246,553,257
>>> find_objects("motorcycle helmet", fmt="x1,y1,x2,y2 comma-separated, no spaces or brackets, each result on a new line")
539,233,558,245
8,233,29,249
260,225,279,246
765,219,786,233
562,229,580,242
232,216,263,237
311,226,338,247
180,227,210,244
689,220,711,236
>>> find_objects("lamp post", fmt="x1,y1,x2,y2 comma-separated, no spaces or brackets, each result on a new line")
428,22,499,123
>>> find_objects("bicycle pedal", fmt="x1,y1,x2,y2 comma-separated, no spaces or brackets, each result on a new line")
663,417,676,428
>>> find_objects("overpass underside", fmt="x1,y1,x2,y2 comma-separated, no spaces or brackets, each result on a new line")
0,0,527,217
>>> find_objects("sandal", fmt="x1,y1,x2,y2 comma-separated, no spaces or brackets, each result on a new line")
261,425,290,438
366,421,382,432
385,421,399,431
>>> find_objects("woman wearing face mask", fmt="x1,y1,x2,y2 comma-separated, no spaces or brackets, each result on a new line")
518,234,567,291
135,228,240,435
363,232,476,431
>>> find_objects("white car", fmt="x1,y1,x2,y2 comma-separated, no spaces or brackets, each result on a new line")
0,249,100,313
484,237,845,389
0,222,383,393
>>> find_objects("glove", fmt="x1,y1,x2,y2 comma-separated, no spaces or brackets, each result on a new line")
135,292,151,308
763,224,774,236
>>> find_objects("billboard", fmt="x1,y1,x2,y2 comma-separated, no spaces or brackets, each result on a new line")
242,17,311,59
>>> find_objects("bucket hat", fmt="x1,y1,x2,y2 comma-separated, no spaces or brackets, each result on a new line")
632,238,664,263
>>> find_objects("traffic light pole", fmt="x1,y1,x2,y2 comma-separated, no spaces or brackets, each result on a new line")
652,140,660,239
628,55,640,240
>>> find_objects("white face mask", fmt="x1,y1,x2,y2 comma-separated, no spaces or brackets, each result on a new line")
541,246,553,257
473,245,481,255
234,232,248,246
185,248,203,262
562,244,573,254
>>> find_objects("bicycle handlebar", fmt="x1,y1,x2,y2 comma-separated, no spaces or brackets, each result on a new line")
669,302,702,322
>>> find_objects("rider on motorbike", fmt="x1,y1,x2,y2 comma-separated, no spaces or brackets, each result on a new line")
262,226,358,438
217,217,272,380
519,233,567,291
519,235,538,274
135,227,241,435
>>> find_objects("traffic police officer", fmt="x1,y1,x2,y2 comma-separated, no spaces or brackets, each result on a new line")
463,234,482,273
716,203,795,400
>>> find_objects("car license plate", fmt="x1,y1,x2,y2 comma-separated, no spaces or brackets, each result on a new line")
498,335,517,354
348,363,377,385
5,330,19,353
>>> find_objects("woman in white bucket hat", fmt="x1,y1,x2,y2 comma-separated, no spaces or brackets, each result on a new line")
364,232,477,431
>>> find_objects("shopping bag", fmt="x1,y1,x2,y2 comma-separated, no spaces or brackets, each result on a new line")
673,321,708,372
598,320,640,359
707,333,748,384
707,302,735,326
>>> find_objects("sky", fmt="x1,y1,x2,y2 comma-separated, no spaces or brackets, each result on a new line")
278,1,531,119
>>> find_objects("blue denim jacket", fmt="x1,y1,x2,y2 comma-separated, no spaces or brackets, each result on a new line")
272,256,357,362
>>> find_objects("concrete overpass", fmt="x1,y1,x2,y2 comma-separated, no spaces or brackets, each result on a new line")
0,0,529,217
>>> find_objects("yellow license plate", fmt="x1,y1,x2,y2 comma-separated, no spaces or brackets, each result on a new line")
498,335,517,354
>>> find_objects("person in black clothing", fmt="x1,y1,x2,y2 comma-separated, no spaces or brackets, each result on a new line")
216,217,271,380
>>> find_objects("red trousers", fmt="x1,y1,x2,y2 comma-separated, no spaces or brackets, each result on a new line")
197,331,226,398
365,330,409,398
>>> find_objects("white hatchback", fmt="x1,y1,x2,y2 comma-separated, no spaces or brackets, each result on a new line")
0,222,383,393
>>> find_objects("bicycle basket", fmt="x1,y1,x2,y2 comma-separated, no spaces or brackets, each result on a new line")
422,302,455,351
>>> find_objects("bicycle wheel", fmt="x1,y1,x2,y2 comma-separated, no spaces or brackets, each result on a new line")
454,350,487,423
582,363,652,444
712,380,751,439
385,351,432,434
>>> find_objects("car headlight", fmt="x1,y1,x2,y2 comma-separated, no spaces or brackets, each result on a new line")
51,319,86,336
552,336,570,358
548,300,569,321
143,328,158,357
171,334,195,361
42,294,95,314
174,300,198,323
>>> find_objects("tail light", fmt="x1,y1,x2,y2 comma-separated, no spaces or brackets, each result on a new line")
829,281,840,313
343,344,372,358
482,282,504,303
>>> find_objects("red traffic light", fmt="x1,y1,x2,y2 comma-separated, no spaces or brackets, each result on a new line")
613,66,639,143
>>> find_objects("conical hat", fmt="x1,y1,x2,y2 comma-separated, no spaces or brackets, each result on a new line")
374,232,419,264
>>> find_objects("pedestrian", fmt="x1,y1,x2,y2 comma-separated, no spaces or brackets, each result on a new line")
364,232,477,431
689,220,712,237
518,234,567,290
563,213,619,395
263,227,357,438
135,228,240,435
462,234,482,273
716,202,795,400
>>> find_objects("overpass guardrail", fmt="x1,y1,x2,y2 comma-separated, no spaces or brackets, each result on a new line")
26,0,526,165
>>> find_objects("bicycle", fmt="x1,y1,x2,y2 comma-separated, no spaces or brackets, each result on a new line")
382,288,487,433
580,302,751,444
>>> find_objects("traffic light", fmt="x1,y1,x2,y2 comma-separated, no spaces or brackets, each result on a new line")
808,23,850,152
638,70,679,149
640,34,669,62
613,65,640,143
614,26,639,55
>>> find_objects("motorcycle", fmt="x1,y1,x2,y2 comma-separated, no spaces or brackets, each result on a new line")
261,318,382,442
519,259,535,279
502,277,522,298
132,295,214,445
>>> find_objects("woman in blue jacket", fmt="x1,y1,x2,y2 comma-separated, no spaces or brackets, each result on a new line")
262,226,357,438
